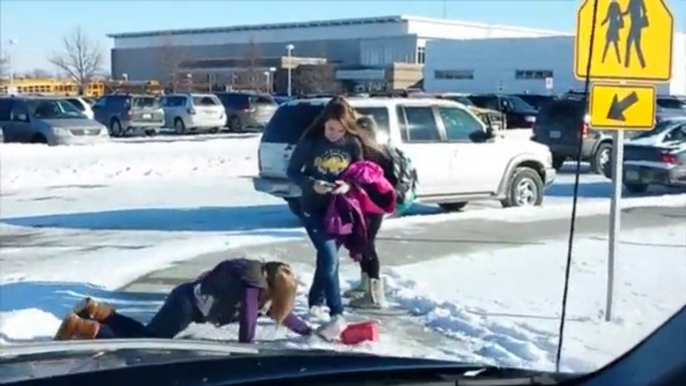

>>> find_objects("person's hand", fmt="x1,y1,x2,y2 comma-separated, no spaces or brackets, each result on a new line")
331,180,350,195
313,180,333,195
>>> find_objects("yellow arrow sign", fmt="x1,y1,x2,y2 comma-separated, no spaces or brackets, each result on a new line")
589,83,656,130
575,0,674,82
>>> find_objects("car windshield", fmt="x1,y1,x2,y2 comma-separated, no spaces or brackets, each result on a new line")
132,97,160,108
632,119,686,139
25,99,85,119
445,95,475,106
503,95,535,111
2,1,685,383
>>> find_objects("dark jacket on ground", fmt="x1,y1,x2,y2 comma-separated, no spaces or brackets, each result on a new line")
191,258,311,343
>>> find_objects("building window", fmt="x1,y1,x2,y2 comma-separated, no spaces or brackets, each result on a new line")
515,70,553,80
434,70,474,80
416,46,426,64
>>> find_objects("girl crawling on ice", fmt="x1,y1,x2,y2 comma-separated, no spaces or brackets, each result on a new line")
54,258,313,343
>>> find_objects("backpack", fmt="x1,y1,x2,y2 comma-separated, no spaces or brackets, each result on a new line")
383,144,418,213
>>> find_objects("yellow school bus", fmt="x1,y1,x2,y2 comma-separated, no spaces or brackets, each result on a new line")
105,80,164,96
0,78,107,97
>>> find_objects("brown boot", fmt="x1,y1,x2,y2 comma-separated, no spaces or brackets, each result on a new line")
73,297,114,322
54,313,101,341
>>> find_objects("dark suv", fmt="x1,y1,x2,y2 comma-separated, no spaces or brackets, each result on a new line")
214,92,278,132
532,97,610,172
531,96,663,173
467,94,539,129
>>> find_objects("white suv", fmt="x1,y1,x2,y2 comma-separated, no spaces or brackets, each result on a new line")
160,93,226,134
253,97,556,212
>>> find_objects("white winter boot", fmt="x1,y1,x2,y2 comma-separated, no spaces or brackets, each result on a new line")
309,305,331,322
315,315,347,341
349,278,386,309
343,271,369,298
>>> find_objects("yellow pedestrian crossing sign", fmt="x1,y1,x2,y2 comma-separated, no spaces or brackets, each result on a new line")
575,0,674,82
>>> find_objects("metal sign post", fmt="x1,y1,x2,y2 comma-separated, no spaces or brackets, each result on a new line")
606,131,623,321
575,0,674,321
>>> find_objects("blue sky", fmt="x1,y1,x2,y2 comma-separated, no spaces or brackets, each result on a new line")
1,0,684,73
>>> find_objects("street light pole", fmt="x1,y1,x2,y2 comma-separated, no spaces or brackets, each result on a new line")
286,44,294,97
8,39,17,89
268,67,276,94
263,70,270,93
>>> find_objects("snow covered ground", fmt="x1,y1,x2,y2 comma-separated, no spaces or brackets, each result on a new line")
1,135,685,374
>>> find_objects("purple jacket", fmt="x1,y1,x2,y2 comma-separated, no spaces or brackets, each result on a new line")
325,161,396,261
191,258,311,343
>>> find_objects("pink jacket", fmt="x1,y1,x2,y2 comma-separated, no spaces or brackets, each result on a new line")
325,161,396,261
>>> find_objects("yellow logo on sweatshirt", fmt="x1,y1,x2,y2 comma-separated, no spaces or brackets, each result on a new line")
314,150,350,175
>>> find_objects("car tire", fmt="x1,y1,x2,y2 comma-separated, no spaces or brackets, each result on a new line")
174,118,186,135
501,166,544,208
438,202,468,211
624,183,648,194
591,142,612,175
552,155,566,171
110,119,124,137
31,134,48,144
229,116,243,132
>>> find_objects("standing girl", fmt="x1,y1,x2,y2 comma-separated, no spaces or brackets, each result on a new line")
286,97,379,339
341,115,395,309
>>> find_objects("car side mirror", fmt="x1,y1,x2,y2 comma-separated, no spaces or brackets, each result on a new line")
485,125,496,138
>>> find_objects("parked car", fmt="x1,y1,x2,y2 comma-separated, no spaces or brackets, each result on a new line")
0,95,109,145
411,92,506,132
92,94,164,137
513,94,554,111
160,93,226,134
603,117,686,191
214,92,278,132
467,93,538,129
273,96,294,105
253,97,555,215
533,94,683,174
656,96,686,113
64,96,95,120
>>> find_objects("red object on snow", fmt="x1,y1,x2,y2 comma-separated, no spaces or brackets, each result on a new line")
340,321,379,345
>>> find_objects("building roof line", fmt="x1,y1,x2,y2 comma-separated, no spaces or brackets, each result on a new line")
107,14,570,39
398,15,569,35
106,15,404,38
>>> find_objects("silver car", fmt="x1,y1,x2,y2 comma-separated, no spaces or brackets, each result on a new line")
0,96,110,145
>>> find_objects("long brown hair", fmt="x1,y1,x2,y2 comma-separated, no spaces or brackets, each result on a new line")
262,262,297,324
356,115,390,163
301,96,383,160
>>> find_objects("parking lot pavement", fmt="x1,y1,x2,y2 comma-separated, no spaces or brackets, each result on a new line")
122,205,686,292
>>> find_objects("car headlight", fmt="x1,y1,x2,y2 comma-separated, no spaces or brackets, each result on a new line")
525,116,536,123
53,127,70,136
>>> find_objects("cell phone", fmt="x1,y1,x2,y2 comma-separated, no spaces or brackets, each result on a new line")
320,181,337,190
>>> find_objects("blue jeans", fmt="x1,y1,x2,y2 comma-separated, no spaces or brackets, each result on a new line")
96,283,201,339
301,210,343,316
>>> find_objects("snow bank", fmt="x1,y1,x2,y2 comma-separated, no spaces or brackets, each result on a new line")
0,135,261,192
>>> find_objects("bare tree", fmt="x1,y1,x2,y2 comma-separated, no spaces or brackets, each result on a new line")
159,33,187,92
294,63,339,95
48,27,103,94
239,39,260,90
